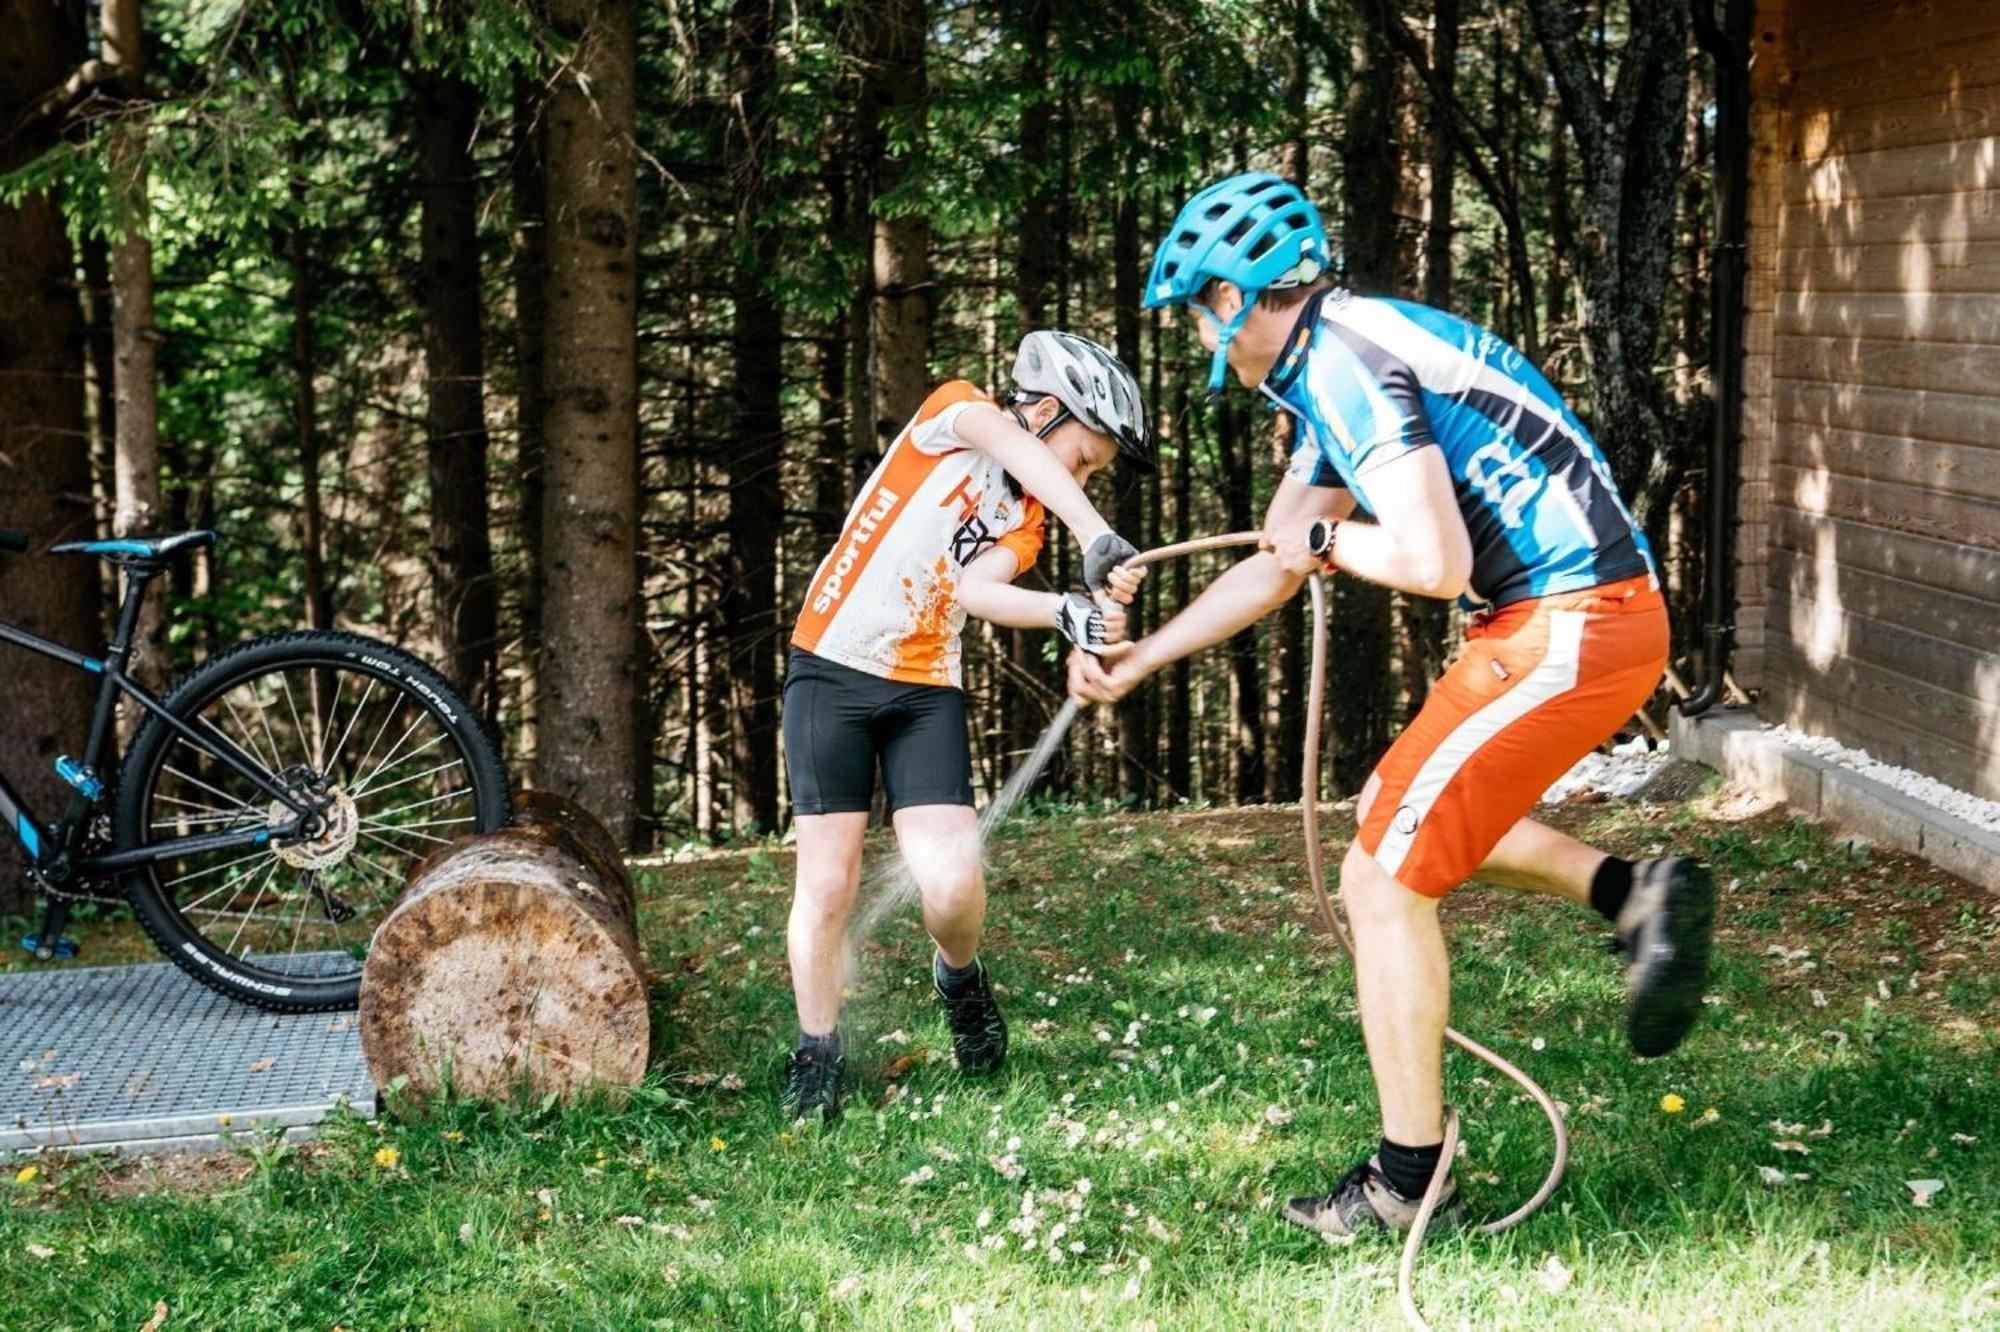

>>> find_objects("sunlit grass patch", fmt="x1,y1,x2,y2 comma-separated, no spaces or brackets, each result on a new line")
1,802,1993,1329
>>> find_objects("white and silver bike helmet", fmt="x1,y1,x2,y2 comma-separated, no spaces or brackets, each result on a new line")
1010,331,1155,473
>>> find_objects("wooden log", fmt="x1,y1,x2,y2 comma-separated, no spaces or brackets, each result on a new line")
359,790,649,1103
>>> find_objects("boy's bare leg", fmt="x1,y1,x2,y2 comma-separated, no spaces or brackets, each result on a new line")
1472,816,1607,904
891,803,986,967
787,811,871,1036
1339,841,1448,1147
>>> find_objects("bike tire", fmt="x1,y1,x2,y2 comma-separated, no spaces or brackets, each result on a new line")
115,630,510,1011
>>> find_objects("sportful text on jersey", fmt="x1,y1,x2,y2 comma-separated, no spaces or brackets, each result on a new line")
1268,289,1655,609
793,381,1046,689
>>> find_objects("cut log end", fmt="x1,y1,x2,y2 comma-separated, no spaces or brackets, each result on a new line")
360,791,648,1104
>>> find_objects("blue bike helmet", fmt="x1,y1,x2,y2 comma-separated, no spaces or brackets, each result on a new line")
1145,173,1328,391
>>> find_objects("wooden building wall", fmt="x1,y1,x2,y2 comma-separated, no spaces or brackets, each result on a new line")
1740,0,2000,800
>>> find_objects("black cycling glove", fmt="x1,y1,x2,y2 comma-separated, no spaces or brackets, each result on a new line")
1055,592,1112,656
1081,531,1140,595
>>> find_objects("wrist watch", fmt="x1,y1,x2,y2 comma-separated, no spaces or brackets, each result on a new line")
1305,517,1339,570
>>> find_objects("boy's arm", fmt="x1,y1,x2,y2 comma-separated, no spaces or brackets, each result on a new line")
956,546,1060,630
952,403,1112,546
958,546,1133,651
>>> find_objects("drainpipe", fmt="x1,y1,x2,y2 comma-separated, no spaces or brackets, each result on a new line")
1682,0,1755,717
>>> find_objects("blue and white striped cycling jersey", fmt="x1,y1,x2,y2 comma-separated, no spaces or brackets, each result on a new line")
1266,289,1655,609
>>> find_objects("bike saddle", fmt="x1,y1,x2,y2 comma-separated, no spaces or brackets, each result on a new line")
49,530,218,562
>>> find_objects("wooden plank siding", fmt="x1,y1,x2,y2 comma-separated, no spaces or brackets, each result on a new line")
1744,0,2000,800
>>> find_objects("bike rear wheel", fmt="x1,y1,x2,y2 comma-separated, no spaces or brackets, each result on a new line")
115,630,510,1011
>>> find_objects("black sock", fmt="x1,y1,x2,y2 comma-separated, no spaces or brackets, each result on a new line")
934,953,982,995
1589,857,1635,925
1377,1137,1445,1200
797,1029,840,1059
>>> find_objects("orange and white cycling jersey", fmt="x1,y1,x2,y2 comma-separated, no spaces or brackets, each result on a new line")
792,381,1046,689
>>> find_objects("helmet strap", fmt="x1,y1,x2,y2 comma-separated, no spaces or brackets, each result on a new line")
1011,398,1071,440
1191,296,1258,394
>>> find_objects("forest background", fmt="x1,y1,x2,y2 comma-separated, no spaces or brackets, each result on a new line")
0,0,1734,911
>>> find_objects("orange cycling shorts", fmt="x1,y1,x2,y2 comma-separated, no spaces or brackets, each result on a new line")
1354,574,1669,898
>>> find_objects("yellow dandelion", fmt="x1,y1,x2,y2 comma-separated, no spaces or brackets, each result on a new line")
1660,1094,1686,1114
709,1136,727,1153
373,1146,402,1170
14,1164,40,1185
441,1130,463,1143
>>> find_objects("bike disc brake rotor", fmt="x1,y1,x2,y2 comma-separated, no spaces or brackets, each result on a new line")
271,788,359,870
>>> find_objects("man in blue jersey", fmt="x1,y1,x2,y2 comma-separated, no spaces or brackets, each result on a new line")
1070,174,1717,1237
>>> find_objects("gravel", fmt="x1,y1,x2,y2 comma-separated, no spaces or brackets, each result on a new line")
1540,735,1674,805
1536,721,2000,838
1766,724,2000,835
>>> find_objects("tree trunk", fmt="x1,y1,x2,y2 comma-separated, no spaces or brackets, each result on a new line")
1217,397,1265,801
1003,0,1053,773
1266,8,1311,803
1110,66,1152,806
0,0,100,914
1343,14,1400,295
359,790,647,1103
415,56,499,718
1335,0,1401,787
536,0,643,845
1525,0,1691,512
79,233,120,628
1400,0,1457,721
101,0,164,686
858,0,931,441
723,0,783,834
282,53,333,634
513,81,549,779
1165,375,1193,802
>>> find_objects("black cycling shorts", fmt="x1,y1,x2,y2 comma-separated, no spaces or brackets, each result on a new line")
782,648,975,816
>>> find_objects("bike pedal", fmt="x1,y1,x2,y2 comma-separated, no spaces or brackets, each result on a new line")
21,934,80,961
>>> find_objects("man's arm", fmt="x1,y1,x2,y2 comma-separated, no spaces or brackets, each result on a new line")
1070,475,1345,703
1266,446,1474,600
953,403,1111,546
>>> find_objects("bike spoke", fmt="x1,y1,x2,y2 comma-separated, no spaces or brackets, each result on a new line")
162,759,262,816
353,755,464,804
324,676,380,782
362,787,473,821
362,826,452,853
352,721,442,797
221,692,283,778
166,845,277,892
361,814,476,836
225,857,285,955
151,808,264,832
348,693,412,791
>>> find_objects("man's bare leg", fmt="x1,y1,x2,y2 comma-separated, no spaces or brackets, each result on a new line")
1339,840,1448,1147
1473,817,1607,904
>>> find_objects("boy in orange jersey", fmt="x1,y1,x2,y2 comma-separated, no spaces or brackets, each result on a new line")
780,332,1154,1122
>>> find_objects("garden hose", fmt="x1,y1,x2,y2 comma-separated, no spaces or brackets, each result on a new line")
1122,534,1569,1332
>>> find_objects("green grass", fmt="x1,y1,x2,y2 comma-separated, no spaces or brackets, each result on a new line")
3,798,1995,1330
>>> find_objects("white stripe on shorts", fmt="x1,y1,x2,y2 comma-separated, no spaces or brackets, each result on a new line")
1373,609,1588,879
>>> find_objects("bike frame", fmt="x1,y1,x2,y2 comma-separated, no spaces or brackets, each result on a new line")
0,560,312,885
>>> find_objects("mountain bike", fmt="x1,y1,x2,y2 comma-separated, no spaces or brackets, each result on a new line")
0,526,509,1011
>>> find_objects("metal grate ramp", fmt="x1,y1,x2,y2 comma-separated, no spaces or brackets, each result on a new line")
0,956,376,1157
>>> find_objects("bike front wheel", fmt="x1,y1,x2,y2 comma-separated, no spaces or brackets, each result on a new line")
115,630,511,1011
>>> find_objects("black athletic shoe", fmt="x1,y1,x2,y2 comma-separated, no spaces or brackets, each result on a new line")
935,962,1008,1076
1616,856,1717,1057
781,1046,845,1122
1281,1157,1465,1238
